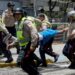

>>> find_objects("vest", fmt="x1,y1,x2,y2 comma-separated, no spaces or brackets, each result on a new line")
16,16,36,47
16,17,28,46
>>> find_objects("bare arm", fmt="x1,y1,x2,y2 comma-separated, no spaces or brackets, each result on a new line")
58,27,69,34
0,23,9,34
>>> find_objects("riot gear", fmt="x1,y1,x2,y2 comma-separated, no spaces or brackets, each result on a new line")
14,8,23,14
67,10,75,20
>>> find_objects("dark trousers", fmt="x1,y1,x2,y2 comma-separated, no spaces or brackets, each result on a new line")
6,26,20,54
21,42,40,75
6,26,16,37
63,39,75,63
0,32,12,60
39,37,58,66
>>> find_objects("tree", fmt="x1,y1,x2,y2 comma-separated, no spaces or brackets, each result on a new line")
71,0,75,2
62,2,69,22
59,0,71,22
48,0,57,18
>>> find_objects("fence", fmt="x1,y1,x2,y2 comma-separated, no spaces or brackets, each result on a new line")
51,23,70,43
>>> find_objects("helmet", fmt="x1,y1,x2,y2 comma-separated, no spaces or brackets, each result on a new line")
14,8,23,14
7,2,15,7
38,7,45,13
67,10,75,18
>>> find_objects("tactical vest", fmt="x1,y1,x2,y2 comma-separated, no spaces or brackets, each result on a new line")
16,16,36,47
16,17,28,46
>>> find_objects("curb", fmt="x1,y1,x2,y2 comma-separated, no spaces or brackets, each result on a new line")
0,62,17,68
0,59,69,68
0,59,54,68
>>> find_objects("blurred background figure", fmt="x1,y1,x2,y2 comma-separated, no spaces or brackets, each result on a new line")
38,13,52,30
2,2,16,37
38,7,49,22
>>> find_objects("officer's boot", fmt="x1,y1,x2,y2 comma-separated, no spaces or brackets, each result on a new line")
0,50,2,55
68,61,75,69
15,42,20,54
3,50,13,63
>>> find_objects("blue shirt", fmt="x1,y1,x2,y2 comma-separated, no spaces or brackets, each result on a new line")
39,29,59,45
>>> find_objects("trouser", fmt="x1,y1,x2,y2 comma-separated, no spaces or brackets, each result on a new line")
63,39,75,63
20,42,40,75
63,43,72,61
15,42,20,54
6,26,16,37
21,53,40,75
17,46,41,67
39,37,58,66
6,26,20,54
0,32,12,60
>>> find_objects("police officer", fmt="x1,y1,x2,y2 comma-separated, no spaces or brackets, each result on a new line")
0,22,13,63
2,2,16,36
13,8,41,75
37,8,49,22
38,13,52,30
63,10,75,69
2,2,20,54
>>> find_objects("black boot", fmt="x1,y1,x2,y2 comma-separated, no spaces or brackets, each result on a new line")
5,57,13,63
15,42,20,54
68,62,75,69
3,50,13,63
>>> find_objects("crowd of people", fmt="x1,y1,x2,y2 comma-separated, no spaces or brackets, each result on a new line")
0,1,75,75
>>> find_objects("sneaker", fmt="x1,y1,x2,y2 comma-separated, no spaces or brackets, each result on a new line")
54,55,59,62
5,58,13,63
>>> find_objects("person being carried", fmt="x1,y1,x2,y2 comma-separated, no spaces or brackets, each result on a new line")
38,25,69,67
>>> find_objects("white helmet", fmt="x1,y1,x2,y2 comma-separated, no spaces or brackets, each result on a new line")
67,10,75,18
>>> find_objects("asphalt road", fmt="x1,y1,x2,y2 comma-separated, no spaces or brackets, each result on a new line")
0,43,74,75
0,62,75,75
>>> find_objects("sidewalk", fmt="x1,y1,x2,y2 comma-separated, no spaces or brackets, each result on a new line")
0,43,69,67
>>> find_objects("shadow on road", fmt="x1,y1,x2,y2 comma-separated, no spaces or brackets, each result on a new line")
38,64,68,73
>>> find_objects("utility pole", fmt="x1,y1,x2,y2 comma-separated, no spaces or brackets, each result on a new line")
34,0,36,17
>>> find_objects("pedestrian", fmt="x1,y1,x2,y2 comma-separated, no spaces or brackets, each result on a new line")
38,26,69,67
13,8,41,75
2,2,20,54
0,22,13,63
63,10,75,69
